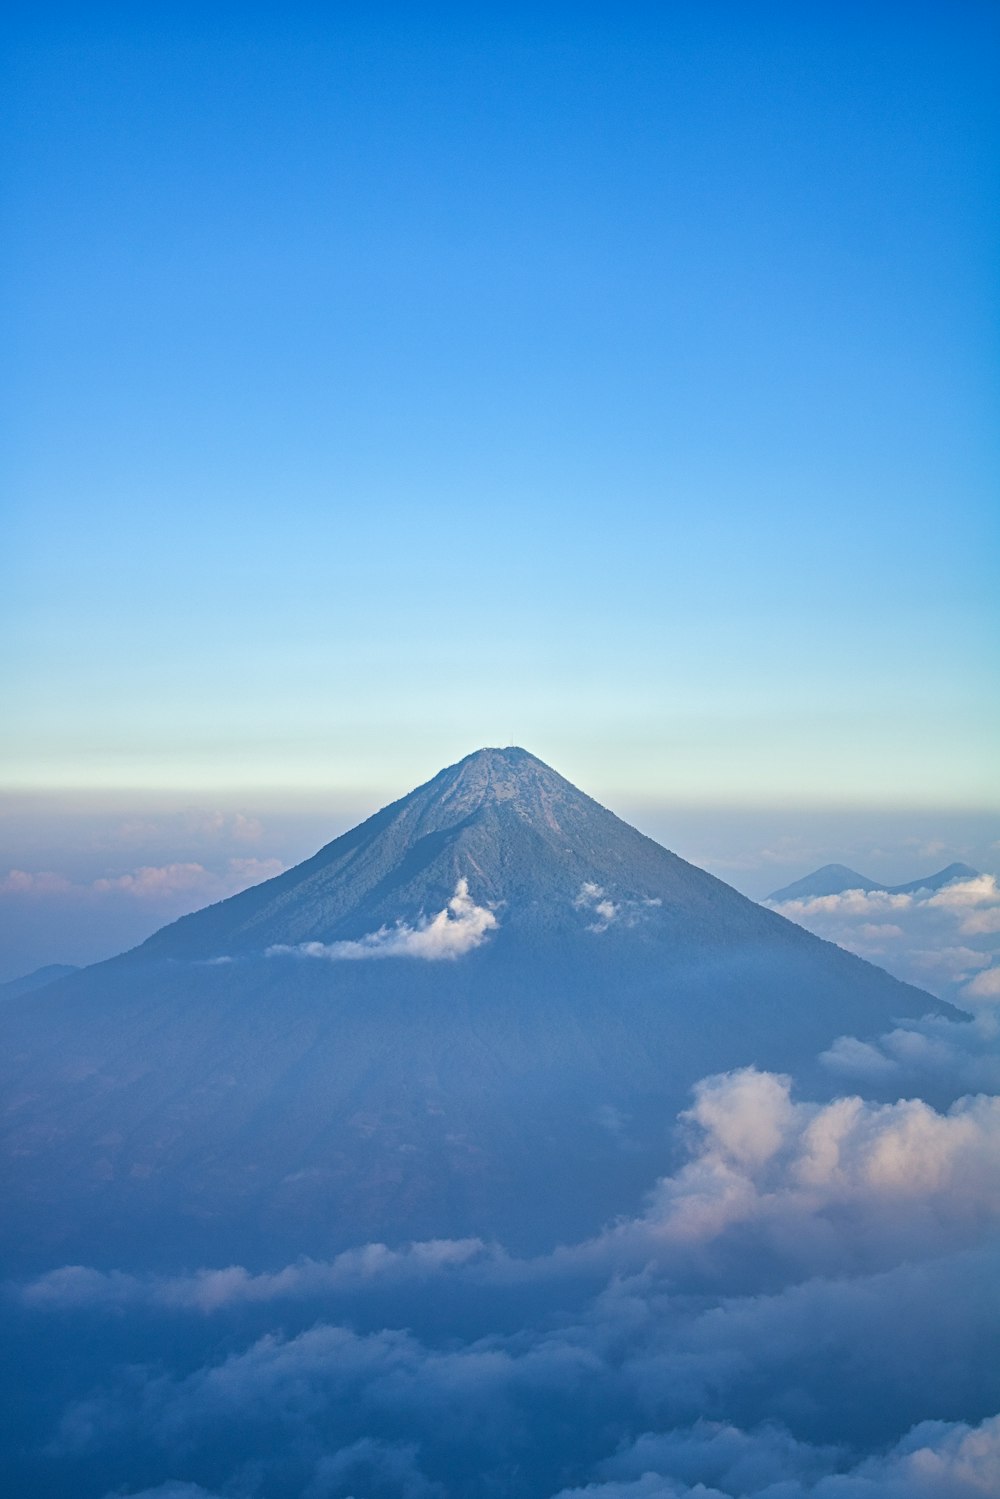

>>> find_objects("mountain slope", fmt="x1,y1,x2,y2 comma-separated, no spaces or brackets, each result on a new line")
0,749,954,1272
888,861,980,895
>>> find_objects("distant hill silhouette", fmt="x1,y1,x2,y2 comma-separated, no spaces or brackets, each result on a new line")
769,860,980,903
0,963,79,1000
0,749,954,1273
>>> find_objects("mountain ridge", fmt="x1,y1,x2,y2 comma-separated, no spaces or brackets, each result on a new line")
768,859,981,904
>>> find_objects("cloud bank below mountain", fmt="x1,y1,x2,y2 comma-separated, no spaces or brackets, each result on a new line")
9,1003,1000,1499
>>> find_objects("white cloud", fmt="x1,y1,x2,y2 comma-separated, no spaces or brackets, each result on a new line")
767,876,1000,1000
267,878,497,963
927,873,1000,911
965,966,1000,1000
586,1067,1000,1279
574,882,661,934
574,882,620,931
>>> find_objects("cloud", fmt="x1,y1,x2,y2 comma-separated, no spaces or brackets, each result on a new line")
821,1011,1000,1099
19,1064,1000,1315
573,1421,842,1495
21,1238,496,1314
35,1246,1000,1499
301,1437,445,1498
94,857,284,899
11,1031,1000,1499
964,966,1000,1000
551,1412,1000,1497
767,876,1000,1000
267,879,497,962
574,883,661,934
0,869,74,894
576,1067,1000,1289
111,809,264,849
93,863,233,898
574,882,620,931
0,858,284,904
107,1488,223,1499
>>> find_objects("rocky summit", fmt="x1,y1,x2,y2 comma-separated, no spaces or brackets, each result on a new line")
0,748,953,1272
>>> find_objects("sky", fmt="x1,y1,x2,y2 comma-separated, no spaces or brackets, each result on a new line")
2,2,999,973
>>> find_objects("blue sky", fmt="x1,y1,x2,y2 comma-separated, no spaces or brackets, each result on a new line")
3,2,998,813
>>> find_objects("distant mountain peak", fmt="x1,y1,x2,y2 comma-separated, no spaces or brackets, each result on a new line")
888,862,980,896
767,865,879,902
768,860,981,904
0,963,80,1001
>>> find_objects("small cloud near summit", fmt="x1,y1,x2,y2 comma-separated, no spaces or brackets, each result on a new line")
268,878,497,963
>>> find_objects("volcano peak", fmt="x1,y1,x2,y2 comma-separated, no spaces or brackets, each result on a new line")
427,746,580,825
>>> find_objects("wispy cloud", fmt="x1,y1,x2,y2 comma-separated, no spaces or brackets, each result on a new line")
21,1238,493,1314
267,878,497,962
0,858,284,903
573,882,661,933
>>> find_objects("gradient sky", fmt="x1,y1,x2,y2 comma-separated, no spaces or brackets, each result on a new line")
3,2,998,813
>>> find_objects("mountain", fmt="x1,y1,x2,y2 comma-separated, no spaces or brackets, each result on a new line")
888,861,980,895
0,748,954,1273
766,864,881,902
768,860,980,903
0,963,79,1000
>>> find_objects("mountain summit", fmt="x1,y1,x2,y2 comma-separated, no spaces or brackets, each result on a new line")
137,746,788,961
0,749,954,1271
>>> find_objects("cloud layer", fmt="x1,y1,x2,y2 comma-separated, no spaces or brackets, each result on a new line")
8,1005,1000,1499
1,857,284,904
768,875,1000,1005
553,1413,1000,1498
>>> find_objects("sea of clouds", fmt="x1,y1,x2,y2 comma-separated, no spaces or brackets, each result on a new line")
6,988,1000,1499
767,874,1000,1007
